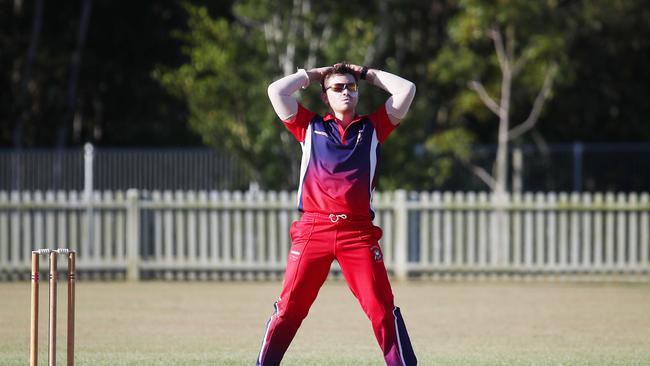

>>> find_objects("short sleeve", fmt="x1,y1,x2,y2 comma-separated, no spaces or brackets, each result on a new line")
368,104,398,144
282,104,316,142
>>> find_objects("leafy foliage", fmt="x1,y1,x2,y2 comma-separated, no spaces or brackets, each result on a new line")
154,1,429,189
2,0,649,191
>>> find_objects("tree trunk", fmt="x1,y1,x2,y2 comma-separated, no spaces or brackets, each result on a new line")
57,0,93,148
11,0,44,190
494,62,511,196
54,0,93,189
491,28,513,267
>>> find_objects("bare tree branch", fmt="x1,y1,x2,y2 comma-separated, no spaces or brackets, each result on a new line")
263,14,284,70
319,24,332,59
57,0,93,148
280,0,301,75
303,0,317,69
263,23,277,62
512,46,535,76
233,13,261,29
508,64,558,141
14,0,24,15
468,80,501,116
531,129,550,155
306,13,331,69
364,0,390,66
505,25,515,65
488,28,508,71
463,160,497,191
512,55,529,77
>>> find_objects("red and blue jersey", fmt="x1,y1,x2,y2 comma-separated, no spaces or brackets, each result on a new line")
283,104,397,219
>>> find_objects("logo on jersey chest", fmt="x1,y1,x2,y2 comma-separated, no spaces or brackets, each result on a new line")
356,128,364,145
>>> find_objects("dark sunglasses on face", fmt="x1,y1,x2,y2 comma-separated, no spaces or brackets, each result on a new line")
325,82,358,93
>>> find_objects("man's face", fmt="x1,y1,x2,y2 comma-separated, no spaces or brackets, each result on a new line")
322,73,358,114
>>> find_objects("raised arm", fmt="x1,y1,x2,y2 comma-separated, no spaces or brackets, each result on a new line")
347,65,416,125
267,67,332,121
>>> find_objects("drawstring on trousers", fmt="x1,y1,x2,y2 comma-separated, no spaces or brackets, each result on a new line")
329,214,347,222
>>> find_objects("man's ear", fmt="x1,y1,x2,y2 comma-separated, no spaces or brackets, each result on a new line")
320,92,329,106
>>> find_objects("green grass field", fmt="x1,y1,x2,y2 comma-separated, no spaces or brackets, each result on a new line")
1,279,650,365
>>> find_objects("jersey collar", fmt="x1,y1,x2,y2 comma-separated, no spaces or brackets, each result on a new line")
323,112,366,124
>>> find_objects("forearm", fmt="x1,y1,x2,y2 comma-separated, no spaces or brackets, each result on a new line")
267,69,310,120
367,69,416,119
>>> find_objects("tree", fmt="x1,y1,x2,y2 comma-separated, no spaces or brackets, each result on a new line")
429,0,568,195
155,1,382,189
1,0,220,149
426,0,577,266
539,0,650,142
155,0,462,190
4,0,648,192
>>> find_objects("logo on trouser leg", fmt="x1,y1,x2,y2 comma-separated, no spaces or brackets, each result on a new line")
370,246,383,262
289,250,301,262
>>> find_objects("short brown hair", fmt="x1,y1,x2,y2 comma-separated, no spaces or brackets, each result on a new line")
321,63,358,92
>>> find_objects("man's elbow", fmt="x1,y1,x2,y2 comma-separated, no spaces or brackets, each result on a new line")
402,82,416,105
406,82,416,99
267,83,279,100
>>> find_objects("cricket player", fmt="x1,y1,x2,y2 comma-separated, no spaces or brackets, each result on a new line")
256,63,417,366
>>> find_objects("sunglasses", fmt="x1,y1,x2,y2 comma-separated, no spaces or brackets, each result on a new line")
325,82,358,93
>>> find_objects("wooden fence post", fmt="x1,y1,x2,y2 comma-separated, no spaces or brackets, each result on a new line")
126,189,140,281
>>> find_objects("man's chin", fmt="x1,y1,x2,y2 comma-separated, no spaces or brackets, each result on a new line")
337,104,357,112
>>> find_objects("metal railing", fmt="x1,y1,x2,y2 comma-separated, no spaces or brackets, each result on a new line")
0,144,251,191
2,143,650,192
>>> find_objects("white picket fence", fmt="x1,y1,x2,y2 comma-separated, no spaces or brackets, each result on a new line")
0,190,649,281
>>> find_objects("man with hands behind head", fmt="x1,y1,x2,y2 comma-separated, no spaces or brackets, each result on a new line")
257,63,417,366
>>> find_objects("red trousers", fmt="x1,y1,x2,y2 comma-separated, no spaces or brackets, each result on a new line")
256,212,417,365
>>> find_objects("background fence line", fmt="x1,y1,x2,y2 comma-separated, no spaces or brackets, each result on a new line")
0,190,649,281
0,144,250,191
3,142,650,192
